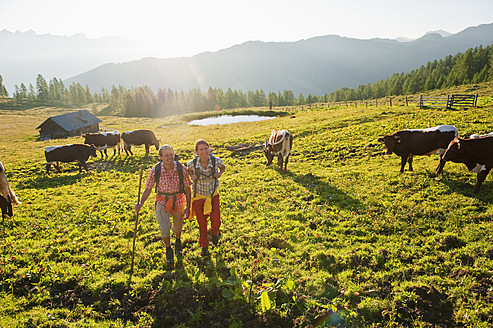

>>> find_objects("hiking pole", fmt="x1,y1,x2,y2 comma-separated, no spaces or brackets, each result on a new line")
130,164,144,280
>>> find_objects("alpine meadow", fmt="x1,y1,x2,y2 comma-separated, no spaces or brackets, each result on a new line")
1,82,493,327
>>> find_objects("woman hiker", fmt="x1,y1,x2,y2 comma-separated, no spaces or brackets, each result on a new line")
135,145,192,265
187,139,226,257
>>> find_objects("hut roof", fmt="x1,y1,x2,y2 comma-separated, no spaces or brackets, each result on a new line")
37,110,102,132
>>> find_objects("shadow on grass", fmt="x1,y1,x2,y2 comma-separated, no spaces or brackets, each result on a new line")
438,172,493,203
16,170,85,190
283,170,365,213
15,154,158,190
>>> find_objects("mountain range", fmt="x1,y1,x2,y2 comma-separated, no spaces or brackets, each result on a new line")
0,29,150,93
2,23,493,96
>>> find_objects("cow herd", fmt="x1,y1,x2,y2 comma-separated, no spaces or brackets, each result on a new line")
379,126,493,193
43,129,160,174
0,124,492,222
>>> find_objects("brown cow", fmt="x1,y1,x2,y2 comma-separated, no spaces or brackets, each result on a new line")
83,131,121,158
263,130,293,172
436,135,493,193
0,162,21,220
121,130,159,156
378,125,458,173
45,144,97,174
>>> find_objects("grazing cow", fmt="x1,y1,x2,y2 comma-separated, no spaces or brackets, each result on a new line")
378,125,459,173
121,130,159,156
436,135,493,193
0,162,21,220
263,130,293,172
83,131,121,158
45,144,97,174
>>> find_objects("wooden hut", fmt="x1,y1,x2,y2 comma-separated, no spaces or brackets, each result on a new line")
37,110,102,140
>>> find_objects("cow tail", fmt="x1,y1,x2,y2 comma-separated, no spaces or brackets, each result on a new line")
118,139,124,154
8,187,21,205
121,138,128,152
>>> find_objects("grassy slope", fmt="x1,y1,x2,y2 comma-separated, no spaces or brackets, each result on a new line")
0,83,492,327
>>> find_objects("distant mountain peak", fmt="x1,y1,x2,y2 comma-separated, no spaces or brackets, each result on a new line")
395,36,415,42
395,29,451,43
425,29,451,37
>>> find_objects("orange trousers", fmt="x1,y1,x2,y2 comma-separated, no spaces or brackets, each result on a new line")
193,194,221,248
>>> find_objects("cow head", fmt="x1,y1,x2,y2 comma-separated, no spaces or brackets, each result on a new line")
442,138,461,162
439,138,477,173
378,135,401,155
263,140,275,166
82,134,90,145
153,139,160,150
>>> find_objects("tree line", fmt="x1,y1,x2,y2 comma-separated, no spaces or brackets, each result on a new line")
0,74,326,117
1,44,493,116
327,44,493,102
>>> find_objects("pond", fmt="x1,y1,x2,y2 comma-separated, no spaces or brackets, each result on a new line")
188,115,275,126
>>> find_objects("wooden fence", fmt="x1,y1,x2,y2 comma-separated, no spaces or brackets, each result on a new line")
417,94,478,109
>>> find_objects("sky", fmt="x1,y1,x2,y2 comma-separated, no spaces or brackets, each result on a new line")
1,0,493,58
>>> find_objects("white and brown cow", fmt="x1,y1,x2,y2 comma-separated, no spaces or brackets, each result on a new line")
436,134,493,193
0,162,21,220
378,125,459,173
121,130,159,156
83,131,121,159
45,144,97,174
263,130,293,172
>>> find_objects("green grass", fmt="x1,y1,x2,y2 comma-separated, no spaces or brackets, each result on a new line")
0,83,493,327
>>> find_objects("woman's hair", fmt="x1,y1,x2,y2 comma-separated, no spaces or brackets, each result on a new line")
195,139,209,151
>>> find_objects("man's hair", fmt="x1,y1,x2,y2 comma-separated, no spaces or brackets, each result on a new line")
195,139,209,151
158,144,174,156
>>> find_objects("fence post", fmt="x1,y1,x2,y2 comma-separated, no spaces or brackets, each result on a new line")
375,99,378,107
446,95,450,109
419,95,423,108
389,97,392,107
406,96,408,106
474,93,478,106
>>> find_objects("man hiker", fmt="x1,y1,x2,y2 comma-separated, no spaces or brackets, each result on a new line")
135,145,192,265
187,139,226,257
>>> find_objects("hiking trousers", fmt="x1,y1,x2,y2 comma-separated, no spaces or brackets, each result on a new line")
193,194,221,248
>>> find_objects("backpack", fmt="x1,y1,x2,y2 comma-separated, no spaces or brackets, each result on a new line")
153,161,185,194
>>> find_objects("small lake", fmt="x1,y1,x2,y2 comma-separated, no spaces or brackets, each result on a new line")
188,115,275,126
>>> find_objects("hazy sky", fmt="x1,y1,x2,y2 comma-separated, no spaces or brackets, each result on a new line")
1,0,493,58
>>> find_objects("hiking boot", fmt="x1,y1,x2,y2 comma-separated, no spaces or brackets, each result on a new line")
175,239,183,257
212,234,220,246
201,247,210,257
166,246,174,265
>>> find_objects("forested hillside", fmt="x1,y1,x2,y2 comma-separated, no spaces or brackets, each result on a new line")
328,45,493,101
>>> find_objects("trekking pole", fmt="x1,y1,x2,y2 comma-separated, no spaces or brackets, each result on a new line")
186,216,193,242
130,164,144,280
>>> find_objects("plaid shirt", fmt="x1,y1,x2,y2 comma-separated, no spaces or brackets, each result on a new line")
187,156,224,196
145,162,191,207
